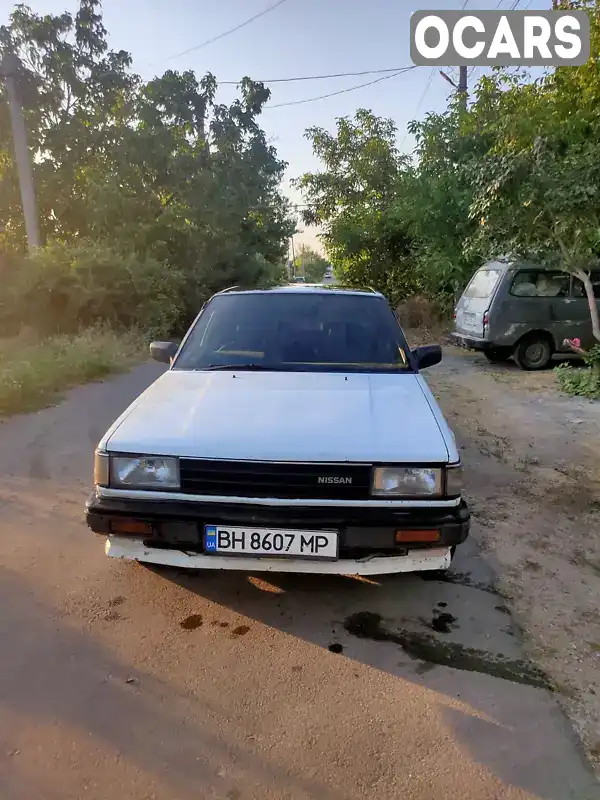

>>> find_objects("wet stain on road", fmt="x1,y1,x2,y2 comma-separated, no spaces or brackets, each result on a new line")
420,570,498,594
344,611,550,689
231,625,250,637
180,614,203,630
431,612,457,634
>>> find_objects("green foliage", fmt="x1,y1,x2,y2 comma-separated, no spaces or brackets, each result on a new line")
296,1,600,336
0,241,185,339
0,1,294,336
555,363,600,399
296,105,483,306
556,342,600,399
295,110,420,302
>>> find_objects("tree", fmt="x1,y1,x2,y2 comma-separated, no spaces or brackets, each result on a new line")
469,136,600,344
0,0,138,245
405,99,491,300
0,1,295,333
465,3,600,345
295,109,418,303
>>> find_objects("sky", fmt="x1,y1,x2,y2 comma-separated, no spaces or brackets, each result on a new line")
0,0,553,254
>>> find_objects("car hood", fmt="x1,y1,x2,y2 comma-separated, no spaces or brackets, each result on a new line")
103,369,452,463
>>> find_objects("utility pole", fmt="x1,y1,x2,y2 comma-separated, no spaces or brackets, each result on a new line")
290,234,296,278
439,66,468,109
458,66,468,110
0,53,41,250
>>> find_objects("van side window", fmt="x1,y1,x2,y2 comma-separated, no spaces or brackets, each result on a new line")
510,271,570,298
571,272,600,299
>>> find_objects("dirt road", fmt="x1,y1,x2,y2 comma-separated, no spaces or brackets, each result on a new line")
0,353,598,799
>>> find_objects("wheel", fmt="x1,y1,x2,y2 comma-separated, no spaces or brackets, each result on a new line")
483,347,512,363
513,334,553,370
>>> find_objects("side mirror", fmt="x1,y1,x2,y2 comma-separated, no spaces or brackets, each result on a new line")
149,341,178,364
412,344,442,370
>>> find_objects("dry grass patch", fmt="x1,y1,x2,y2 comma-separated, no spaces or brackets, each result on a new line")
0,327,146,417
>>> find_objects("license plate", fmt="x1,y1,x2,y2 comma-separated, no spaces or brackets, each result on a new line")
204,525,338,560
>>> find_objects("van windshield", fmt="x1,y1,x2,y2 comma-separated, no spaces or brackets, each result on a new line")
464,268,502,299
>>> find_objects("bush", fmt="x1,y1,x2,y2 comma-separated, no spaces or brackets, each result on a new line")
555,345,600,399
555,364,600,399
395,295,446,329
0,241,186,339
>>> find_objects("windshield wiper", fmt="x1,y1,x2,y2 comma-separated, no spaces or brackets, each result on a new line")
203,363,284,371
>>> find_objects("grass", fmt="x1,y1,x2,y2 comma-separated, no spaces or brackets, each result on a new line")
0,327,146,417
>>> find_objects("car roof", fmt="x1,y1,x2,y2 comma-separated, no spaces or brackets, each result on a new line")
214,284,384,298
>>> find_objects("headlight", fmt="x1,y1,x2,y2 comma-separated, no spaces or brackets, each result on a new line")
445,463,463,498
371,467,442,497
110,455,180,490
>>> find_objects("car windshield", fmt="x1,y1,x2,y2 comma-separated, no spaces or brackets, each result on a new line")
173,291,412,373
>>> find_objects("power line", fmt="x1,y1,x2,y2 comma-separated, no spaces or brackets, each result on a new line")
150,0,290,66
413,67,436,117
218,67,413,85
399,66,435,150
264,67,417,109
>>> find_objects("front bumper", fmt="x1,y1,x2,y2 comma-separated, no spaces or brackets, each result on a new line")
86,493,470,573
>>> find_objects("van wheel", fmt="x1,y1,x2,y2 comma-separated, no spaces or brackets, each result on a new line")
484,347,512,363
514,334,553,370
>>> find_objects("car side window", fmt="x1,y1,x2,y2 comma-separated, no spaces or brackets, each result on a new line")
509,270,570,298
571,272,600,299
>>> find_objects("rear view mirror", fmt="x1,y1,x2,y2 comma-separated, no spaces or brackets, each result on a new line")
412,344,442,370
149,341,178,364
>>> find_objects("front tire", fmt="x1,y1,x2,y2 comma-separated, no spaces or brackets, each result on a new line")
514,334,553,370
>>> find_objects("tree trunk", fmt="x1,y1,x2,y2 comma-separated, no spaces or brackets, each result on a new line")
574,269,600,343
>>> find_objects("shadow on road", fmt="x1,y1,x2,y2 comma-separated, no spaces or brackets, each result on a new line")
0,566,343,800
146,542,597,800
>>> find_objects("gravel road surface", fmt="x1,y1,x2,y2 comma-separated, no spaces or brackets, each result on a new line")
0,357,597,799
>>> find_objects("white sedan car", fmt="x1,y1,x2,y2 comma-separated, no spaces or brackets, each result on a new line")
86,284,469,576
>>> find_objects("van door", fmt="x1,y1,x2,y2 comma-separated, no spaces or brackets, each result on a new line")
455,264,504,338
505,269,571,348
568,272,600,349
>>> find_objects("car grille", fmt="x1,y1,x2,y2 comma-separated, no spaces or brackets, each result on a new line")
178,459,372,500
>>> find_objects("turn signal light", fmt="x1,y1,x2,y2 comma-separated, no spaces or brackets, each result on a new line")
395,529,440,544
110,518,153,536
